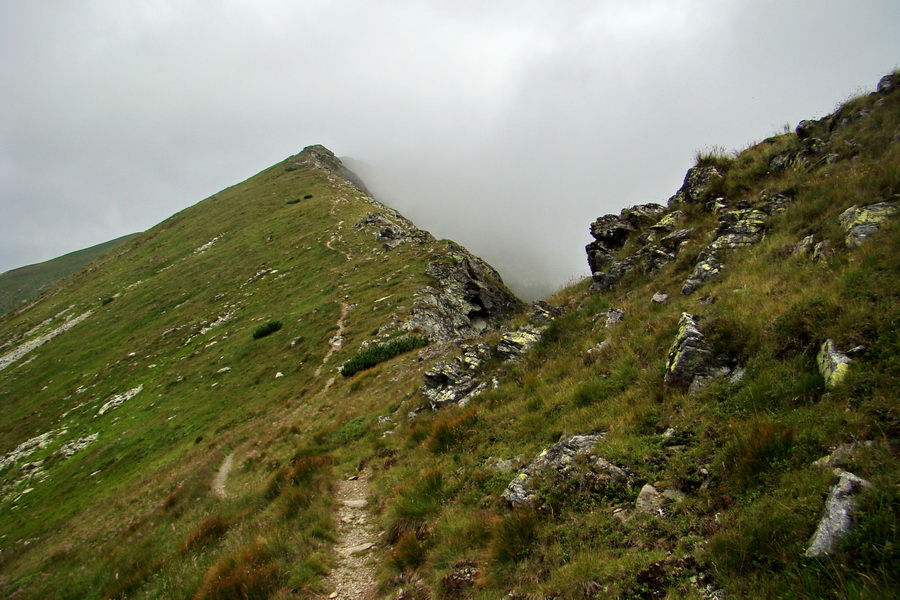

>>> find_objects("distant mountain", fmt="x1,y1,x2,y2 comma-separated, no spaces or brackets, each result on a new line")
0,74,897,600
0,233,140,316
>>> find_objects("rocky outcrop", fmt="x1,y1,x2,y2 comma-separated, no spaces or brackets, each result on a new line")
406,250,521,342
681,255,724,296
817,339,852,389
805,470,872,557
497,327,543,360
837,200,897,248
664,313,732,393
667,166,724,206
421,343,491,410
501,434,627,507
354,211,434,251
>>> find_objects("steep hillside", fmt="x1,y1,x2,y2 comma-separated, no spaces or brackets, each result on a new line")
355,72,899,599
0,145,518,599
0,71,897,600
0,233,140,316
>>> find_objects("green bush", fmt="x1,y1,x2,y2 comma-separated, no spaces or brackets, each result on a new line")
252,321,282,339
340,336,429,377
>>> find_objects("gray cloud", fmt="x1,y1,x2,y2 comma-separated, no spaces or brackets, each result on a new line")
2,0,898,298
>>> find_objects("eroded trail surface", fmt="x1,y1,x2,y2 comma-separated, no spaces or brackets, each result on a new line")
212,452,234,499
326,472,379,599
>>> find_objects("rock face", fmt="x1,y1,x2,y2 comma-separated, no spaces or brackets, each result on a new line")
501,434,626,507
837,200,898,248
421,343,491,410
817,339,852,389
667,166,724,206
586,204,682,291
805,470,872,557
407,252,521,342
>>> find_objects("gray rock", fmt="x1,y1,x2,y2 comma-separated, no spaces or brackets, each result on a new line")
817,339,852,389
792,235,816,257
813,441,876,470
529,301,564,324
668,166,725,206
708,209,767,253
837,200,898,248
584,340,610,365
501,434,625,506
421,343,491,410
636,484,664,515
651,293,669,304
665,313,727,390
681,255,724,296
877,73,896,94
805,470,872,557
497,328,543,361
406,251,520,342
812,240,831,262
604,309,624,328
795,120,817,140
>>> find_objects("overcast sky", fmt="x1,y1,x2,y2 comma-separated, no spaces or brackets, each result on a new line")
1,1,898,299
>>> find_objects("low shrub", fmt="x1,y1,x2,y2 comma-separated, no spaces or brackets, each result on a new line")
252,321,282,340
180,515,231,553
340,336,429,377
193,543,281,600
488,508,538,564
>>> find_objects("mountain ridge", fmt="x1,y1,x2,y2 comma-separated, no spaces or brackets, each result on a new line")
0,72,898,599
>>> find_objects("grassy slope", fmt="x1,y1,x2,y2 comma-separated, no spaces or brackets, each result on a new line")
0,77,897,600
354,79,899,599
0,233,141,316
0,151,515,599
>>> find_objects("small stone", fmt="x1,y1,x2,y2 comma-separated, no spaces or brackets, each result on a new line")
651,293,668,304
275,372,284,378
636,484,664,515
343,499,367,509
806,470,872,557
216,367,232,375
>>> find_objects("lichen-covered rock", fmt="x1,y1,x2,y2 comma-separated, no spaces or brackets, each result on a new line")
586,204,667,282
805,470,872,557
708,209,767,253
817,339,852,389
603,309,624,328
664,313,728,390
497,327,543,360
406,252,520,342
681,255,723,296
837,200,897,248
421,343,491,410
501,434,626,507
813,441,876,470
529,301,564,324
635,484,664,516
667,166,724,206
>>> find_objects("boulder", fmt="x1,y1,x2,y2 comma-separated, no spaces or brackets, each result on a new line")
635,484,664,516
837,200,898,248
529,301,564,324
877,73,897,94
604,309,624,328
681,255,724,296
813,441,876,470
406,252,520,342
667,166,724,206
817,339,852,389
805,470,872,557
664,313,725,390
501,434,626,507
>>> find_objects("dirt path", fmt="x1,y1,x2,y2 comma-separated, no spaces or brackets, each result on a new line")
212,452,234,499
326,473,379,599
315,302,350,383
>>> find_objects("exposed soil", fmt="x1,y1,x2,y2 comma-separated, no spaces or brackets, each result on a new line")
326,472,379,599
212,452,234,499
